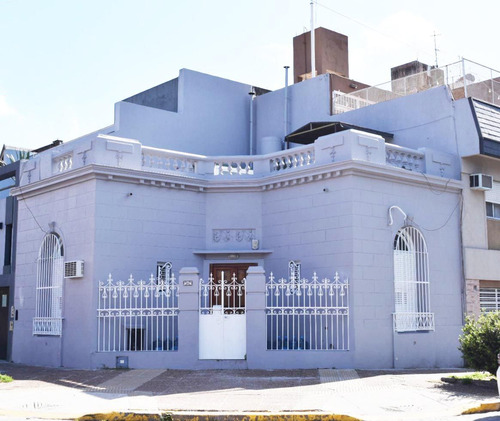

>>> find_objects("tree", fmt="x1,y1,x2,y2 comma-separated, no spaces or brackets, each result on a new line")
459,312,500,375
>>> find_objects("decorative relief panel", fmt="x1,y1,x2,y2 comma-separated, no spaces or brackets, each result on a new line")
212,229,255,243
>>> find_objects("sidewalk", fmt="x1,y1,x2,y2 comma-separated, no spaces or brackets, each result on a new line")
0,362,499,421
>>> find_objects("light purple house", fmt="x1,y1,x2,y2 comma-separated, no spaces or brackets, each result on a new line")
10,29,500,370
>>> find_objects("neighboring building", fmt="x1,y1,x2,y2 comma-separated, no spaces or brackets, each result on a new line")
461,99,500,315
9,28,500,370
0,159,20,361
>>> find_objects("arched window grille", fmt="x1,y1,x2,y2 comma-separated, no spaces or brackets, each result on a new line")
33,233,64,336
393,226,434,332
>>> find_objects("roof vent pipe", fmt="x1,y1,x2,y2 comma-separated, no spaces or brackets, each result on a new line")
249,89,256,155
284,65,290,149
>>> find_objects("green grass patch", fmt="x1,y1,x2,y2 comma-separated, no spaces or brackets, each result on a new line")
451,372,496,381
0,374,13,383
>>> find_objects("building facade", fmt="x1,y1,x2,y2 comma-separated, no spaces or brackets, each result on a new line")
10,28,500,370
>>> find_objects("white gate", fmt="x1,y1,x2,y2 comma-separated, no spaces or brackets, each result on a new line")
199,272,246,359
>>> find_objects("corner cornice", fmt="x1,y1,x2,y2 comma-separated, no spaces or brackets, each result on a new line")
12,160,462,199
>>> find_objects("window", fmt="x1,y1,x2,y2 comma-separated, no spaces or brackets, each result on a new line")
486,202,500,219
480,287,500,312
393,226,434,332
33,233,64,336
485,181,500,219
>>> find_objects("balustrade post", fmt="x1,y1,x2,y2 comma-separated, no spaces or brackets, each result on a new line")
178,267,200,366
245,266,266,368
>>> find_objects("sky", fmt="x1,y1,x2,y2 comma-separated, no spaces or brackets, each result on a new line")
2,0,500,151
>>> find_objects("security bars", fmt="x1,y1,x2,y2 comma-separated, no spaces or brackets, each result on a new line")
97,273,179,352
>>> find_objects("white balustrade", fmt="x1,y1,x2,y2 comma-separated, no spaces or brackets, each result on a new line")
142,147,198,173
53,153,73,174
385,144,425,172
213,160,254,176
33,133,437,185
269,149,315,173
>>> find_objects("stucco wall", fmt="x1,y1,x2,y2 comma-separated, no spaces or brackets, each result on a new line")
13,161,464,369
260,170,463,369
255,73,332,147
114,69,254,156
13,179,97,367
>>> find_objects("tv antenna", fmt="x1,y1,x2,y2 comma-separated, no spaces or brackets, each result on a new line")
432,31,441,67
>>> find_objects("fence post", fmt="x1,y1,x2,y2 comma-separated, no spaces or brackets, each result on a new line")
245,266,266,368
178,267,200,366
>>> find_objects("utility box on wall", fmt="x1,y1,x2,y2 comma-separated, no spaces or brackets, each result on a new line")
116,356,129,369
64,260,84,278
470,174,493,190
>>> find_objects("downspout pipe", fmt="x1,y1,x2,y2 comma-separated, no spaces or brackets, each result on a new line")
249,89,256,155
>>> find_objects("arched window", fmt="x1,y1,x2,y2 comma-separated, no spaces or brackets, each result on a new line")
33,233,64,335
393,226,434,332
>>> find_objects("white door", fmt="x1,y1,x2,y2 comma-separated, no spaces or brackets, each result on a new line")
199,265,251,360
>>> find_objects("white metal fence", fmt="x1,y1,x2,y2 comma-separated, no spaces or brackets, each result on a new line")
266,271,349,351
97,273,179,352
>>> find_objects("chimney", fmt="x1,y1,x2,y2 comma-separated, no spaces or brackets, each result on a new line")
293,28,349,83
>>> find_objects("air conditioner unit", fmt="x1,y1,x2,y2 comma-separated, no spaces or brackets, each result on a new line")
64,260,84,278
470,174,493,190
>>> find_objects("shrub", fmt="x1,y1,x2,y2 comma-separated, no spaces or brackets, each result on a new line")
0,374,13,383
459,311,500,375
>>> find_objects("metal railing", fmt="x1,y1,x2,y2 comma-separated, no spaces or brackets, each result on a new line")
332,59,500,114
266,271,349,351
97,273,179,352
479,287,500,312
393,312,435,332
33,233,64,336
393,226,434,332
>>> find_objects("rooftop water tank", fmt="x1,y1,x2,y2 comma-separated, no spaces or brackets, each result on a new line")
258,136,282,155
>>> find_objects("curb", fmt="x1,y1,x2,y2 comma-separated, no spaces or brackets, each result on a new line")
461,401,500,415
76,412,362,421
